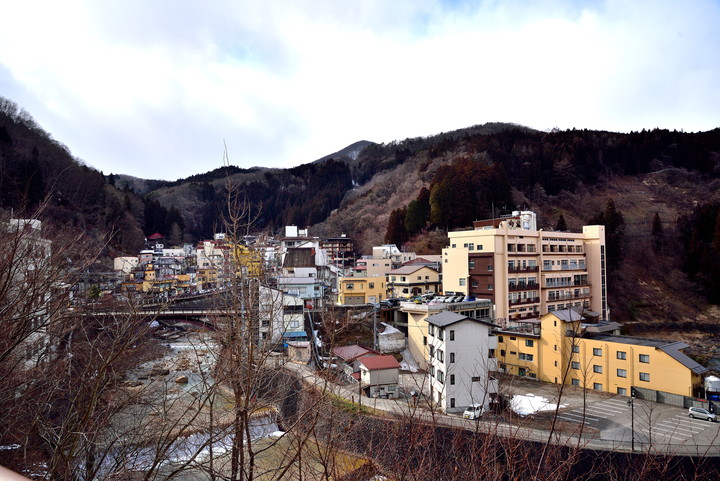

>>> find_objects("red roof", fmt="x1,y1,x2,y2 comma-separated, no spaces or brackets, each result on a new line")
359,355,401,371
332,345,377,362
148,233,164,240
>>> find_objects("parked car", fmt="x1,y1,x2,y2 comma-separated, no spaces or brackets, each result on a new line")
688,406,716,422
463,403,484,420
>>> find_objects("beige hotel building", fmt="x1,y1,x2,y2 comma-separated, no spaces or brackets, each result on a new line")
442,211,608,326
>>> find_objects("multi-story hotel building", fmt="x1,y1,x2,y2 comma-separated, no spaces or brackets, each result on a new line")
442,211,608,326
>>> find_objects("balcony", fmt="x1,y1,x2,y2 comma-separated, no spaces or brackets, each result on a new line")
508,282,540,291
508,266,539,273
509,297,540,306
548,292,590,302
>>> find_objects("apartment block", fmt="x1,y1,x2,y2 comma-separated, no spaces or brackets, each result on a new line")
427,311,499,413
496,309,706,398
442,211,608,325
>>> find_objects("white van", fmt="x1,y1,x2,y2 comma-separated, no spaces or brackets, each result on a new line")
463,403,484,420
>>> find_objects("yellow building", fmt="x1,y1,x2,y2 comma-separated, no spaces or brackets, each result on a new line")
232,244,263,277
442,211,608,325
387,265,441,298
496,309,706,398
337,276,387,305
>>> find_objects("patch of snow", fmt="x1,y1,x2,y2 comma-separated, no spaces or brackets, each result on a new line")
510,394,566,417
149,320,160,328
0,444,20,450
379,322,401,335
399,348,419,373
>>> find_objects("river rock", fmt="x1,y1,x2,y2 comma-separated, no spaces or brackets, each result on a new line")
175,375,189,384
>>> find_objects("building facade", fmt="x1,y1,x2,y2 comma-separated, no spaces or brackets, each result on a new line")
427,311,499,413
496,309,706,398
387,265,441,298
442,211,608,325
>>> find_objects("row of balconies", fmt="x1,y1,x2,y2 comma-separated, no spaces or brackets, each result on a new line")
547,291,590,301
508,282,540,291
542,264,586,271
545,280,590,288
508,266,539,273
509,296,540,306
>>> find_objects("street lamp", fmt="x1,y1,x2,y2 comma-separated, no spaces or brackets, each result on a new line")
627,388,636,452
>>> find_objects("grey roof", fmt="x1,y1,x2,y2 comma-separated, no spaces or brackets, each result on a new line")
548,307,585,323
585,334,708,375
283,248,315,268
427,311,496,328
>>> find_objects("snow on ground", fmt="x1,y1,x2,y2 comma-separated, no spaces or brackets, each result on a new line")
379,322,401,335
399,348,419,373
510,393,566,417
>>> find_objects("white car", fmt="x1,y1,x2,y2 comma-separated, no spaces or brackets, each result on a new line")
463,403,484,420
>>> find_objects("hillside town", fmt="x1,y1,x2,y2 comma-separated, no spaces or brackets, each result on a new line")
95,211,719,417
6,208,720,480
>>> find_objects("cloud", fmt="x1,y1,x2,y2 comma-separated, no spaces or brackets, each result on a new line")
0,0,718,180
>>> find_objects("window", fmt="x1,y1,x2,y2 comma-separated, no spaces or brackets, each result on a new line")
510,336,516,341
639,372,650,382
488,284,493,290
429,345,434,358
593,383,603,391
639,354,650,363
519,353,534,361
450,330,455,341
450,397,455,408
459,278,466,286
346,283,354,289
617,387,627,395
437,370,444,383
571,361,580,370
572,378,580,386
437,350,444,362
423,336,427,346
471,376,482,382
617,369,627,378
369,282,375,289
593,365,602,374
616,351,627,360
450,374,455,385
525,339,534,347
468,243,474,251
429,324,435,336
500,349,506,357
488,265,493,271
469,260,475,269
438,328,444,341
593,348,602,357
572,345,580,353
498,336,504,343
450,352,455,363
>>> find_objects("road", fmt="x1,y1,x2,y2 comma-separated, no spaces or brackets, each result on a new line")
284,362,720,456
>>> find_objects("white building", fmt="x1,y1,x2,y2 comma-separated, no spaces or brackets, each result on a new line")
258,286,306,345
358,355,402,399
427,311,498,414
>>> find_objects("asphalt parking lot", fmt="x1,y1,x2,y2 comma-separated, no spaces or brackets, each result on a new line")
498,374,720,449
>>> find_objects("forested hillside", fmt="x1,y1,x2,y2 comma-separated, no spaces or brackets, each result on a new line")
313,125,720,332
0,97,183,254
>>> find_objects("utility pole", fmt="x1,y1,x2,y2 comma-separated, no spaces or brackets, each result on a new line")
627,388,635,452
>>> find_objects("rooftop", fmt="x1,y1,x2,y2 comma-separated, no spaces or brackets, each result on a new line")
359,355,401,370
427,311,496,328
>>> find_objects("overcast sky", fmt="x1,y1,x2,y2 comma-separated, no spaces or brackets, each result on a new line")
1,0,719,180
